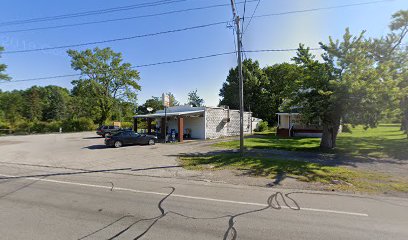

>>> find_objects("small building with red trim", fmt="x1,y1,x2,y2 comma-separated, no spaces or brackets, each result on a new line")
276,113,323,138
134,106,260,142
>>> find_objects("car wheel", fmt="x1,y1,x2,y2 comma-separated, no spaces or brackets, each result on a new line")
148,139,155,145
114,141,122,148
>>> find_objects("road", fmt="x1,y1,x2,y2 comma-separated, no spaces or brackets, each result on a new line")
1,162,408,240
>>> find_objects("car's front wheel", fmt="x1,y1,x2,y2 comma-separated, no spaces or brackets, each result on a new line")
148,139,155,145
114,141,123,148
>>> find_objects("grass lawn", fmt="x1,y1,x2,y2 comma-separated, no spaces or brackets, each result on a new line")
179,153,408,193
213,124,408,159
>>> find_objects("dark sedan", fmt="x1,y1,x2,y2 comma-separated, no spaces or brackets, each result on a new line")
105,131,158,148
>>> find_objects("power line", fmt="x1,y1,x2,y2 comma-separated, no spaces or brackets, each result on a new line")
250,0,392,20
1,0,390,55
0,47,321,84
243,0,261,34
0,0,187,27
0,1,258,34
242,0,248,27
2,21,230,54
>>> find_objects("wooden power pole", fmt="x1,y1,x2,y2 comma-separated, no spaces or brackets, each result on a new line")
230,0,244,155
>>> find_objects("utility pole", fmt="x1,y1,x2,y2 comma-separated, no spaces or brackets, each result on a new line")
230,0,244,155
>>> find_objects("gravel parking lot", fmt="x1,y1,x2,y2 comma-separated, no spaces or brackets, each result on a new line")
0,132,283,187
0,132,209,179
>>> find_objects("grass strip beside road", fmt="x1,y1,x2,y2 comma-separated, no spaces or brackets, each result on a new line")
213,124,408,160
179,153,408,194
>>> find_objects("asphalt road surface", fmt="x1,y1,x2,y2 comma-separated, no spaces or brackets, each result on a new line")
1,162,408,240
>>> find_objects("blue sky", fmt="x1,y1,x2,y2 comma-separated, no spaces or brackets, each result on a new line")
0,0,407,106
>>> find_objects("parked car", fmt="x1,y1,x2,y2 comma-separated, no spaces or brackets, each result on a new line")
96,125,121,137
105,131,158,148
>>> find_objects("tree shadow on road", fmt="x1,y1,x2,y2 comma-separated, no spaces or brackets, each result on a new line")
78,187,300,240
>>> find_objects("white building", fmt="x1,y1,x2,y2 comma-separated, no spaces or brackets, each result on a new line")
134,105,260,141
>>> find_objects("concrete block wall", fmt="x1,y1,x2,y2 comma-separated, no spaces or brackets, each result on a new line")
205,107,251,139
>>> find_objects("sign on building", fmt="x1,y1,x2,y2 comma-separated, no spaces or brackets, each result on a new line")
162,93,170,107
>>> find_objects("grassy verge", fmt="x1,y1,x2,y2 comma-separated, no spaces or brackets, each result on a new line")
213,124,408,159
179,153,408,193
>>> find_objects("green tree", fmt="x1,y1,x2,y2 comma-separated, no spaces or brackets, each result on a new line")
23,86,43,121
292,28,393,149
0,46,10,81
0,90,24,125
167,92,179,107
187,89,204,107
220,59,299,124
67,47,141,125
42,86,71,121
371,10,408,133
137,97,163,114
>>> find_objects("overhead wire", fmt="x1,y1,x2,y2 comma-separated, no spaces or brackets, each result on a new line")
2,21,230,54
1,0,391,55
0,0,187,27
250,0,392,20
0,0,259,34
243,0,261,34
0,47,322,84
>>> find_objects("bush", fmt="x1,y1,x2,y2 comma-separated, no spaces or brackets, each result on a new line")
255,120,269,132
0,120,10,130
121,121,133,129
14,120,34,134
62,118,96,132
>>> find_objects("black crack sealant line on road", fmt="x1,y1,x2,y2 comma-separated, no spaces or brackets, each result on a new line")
78,188,300,240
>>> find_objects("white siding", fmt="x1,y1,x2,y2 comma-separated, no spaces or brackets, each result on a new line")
205,108,251,139
158,117,205,139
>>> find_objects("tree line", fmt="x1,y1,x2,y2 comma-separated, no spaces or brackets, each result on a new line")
0,10,406,149
220,10,408,148
0,47,204,133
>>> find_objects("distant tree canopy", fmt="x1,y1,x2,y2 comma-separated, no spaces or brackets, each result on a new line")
0,86,70,124
137,92,179,114
219,59,300,124
67,47,141,125
187,89,204,107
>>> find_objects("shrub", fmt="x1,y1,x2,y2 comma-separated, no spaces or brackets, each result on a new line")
0,120,10,130
255,120,269,132
121,121,133,129
14,120,34,134
62,118,96,132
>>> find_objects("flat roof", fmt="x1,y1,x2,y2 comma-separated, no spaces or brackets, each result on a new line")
276,113,300,115
134,109,204,119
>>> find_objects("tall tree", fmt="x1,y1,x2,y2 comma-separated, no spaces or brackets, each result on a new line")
137,97,164,114
42,86,71,121
220,59,299,124
167,92,179,107
23,86,43,121
187,89,204,107
67,47,141,125
371,10,408,133
0,90,24,125
0,46,10,81
292,28,392,149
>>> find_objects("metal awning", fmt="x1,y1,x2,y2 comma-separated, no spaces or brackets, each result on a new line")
134,110,204,119
276,113,300,116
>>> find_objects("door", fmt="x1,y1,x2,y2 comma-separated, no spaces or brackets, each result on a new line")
122,132,134,145
130,132,143,145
